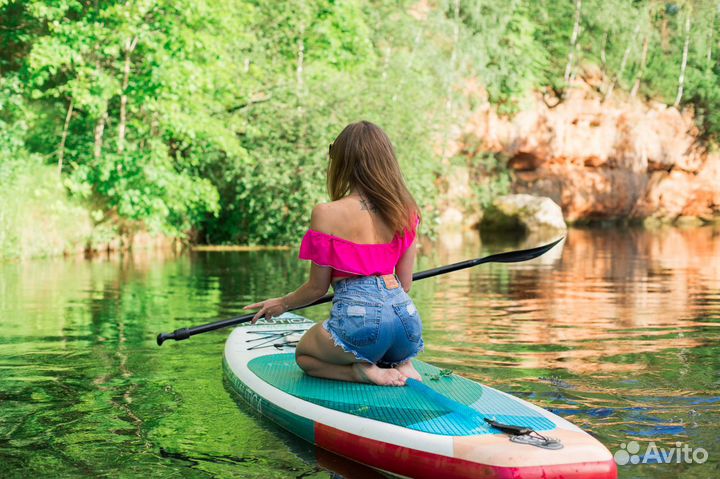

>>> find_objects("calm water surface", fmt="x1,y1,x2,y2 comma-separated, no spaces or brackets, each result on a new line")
1,226,719,478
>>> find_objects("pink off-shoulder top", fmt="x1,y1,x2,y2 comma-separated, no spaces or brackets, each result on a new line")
299,215,419,278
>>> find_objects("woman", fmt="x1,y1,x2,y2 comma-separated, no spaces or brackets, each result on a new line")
244,121,422,387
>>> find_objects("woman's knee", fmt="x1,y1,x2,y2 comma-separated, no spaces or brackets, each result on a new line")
295,352,314,373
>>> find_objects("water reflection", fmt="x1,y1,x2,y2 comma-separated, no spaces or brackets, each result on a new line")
421,226,720,375
417,225,719,479
0,225,718,478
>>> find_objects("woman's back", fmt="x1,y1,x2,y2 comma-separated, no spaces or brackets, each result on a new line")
246,120,423,386
314,196,396,245
299,194,419,282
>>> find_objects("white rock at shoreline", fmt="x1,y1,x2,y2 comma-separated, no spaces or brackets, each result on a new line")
482,194,567,232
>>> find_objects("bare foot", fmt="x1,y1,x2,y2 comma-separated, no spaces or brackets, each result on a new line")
394,361,422,381
353,363,406,386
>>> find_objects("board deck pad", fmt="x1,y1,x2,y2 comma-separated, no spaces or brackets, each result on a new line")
248,353,556,436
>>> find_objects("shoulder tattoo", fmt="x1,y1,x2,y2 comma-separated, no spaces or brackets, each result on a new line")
359,195,378,213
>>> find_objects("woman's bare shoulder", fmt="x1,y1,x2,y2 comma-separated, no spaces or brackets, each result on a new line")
310,201,343,234
311,197,380,239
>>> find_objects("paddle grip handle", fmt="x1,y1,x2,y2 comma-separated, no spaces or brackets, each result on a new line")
156,328,191,346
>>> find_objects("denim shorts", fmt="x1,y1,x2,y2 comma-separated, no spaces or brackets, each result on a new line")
323,274,424,367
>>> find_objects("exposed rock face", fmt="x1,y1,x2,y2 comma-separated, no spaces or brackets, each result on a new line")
481,194,567,234
460,82,720,223
436,164,482,229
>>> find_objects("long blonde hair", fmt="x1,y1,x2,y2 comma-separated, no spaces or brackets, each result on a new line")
327,121,420,235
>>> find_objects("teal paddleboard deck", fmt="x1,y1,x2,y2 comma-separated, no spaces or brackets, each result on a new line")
248,353,555,436
224,314,617,479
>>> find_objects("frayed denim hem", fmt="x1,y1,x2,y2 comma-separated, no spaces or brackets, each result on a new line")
377,340,425,368
323,320,424,368
322,320,375,364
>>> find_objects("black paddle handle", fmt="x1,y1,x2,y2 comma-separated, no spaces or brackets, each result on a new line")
156,237,563,345
156,294,335,345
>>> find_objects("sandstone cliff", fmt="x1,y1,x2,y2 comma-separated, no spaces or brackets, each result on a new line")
458,81,720,224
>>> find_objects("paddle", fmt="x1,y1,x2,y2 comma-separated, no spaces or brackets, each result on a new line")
156,236,564,346
404,378,562,448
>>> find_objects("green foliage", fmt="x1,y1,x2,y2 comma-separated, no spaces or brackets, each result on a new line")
466,152,512,210
1,0,720,257
0,76,92,259
198,0,448,244
0,161,92,259
453,0,720,135
458,0,551,112
1,0,449,251
0,76,29,177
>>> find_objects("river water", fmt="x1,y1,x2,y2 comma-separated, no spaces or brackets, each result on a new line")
1,226,718,478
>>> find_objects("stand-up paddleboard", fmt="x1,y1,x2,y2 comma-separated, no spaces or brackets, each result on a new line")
223,313,617,479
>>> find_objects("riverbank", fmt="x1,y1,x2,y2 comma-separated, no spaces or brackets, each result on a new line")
3,0,720,259
452,78,720,227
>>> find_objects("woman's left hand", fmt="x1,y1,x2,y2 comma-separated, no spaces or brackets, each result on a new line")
243,297,289,324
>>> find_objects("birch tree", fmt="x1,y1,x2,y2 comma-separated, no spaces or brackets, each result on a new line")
674,8,692,107
564,0,583,89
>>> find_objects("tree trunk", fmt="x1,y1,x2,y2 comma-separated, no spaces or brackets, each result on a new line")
604,23,639,102
630,35,649,97
564,0,582,89
599,30,610,96
118,36,138,154
58,97,74,177
674,13,691,108
707,7,716,67
94,112,108,160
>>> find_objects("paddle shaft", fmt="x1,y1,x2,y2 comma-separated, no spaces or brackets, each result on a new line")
156,237,563,345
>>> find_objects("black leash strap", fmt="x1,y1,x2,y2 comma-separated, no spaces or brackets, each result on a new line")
484,418,564,450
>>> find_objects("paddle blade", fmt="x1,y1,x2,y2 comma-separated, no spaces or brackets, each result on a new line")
477,236,564,265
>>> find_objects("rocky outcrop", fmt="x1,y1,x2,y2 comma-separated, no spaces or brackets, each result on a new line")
436,164,482,228
481,194,567,233
458,81,720,224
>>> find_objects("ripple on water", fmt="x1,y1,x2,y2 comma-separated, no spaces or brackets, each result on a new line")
1,227,719,477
